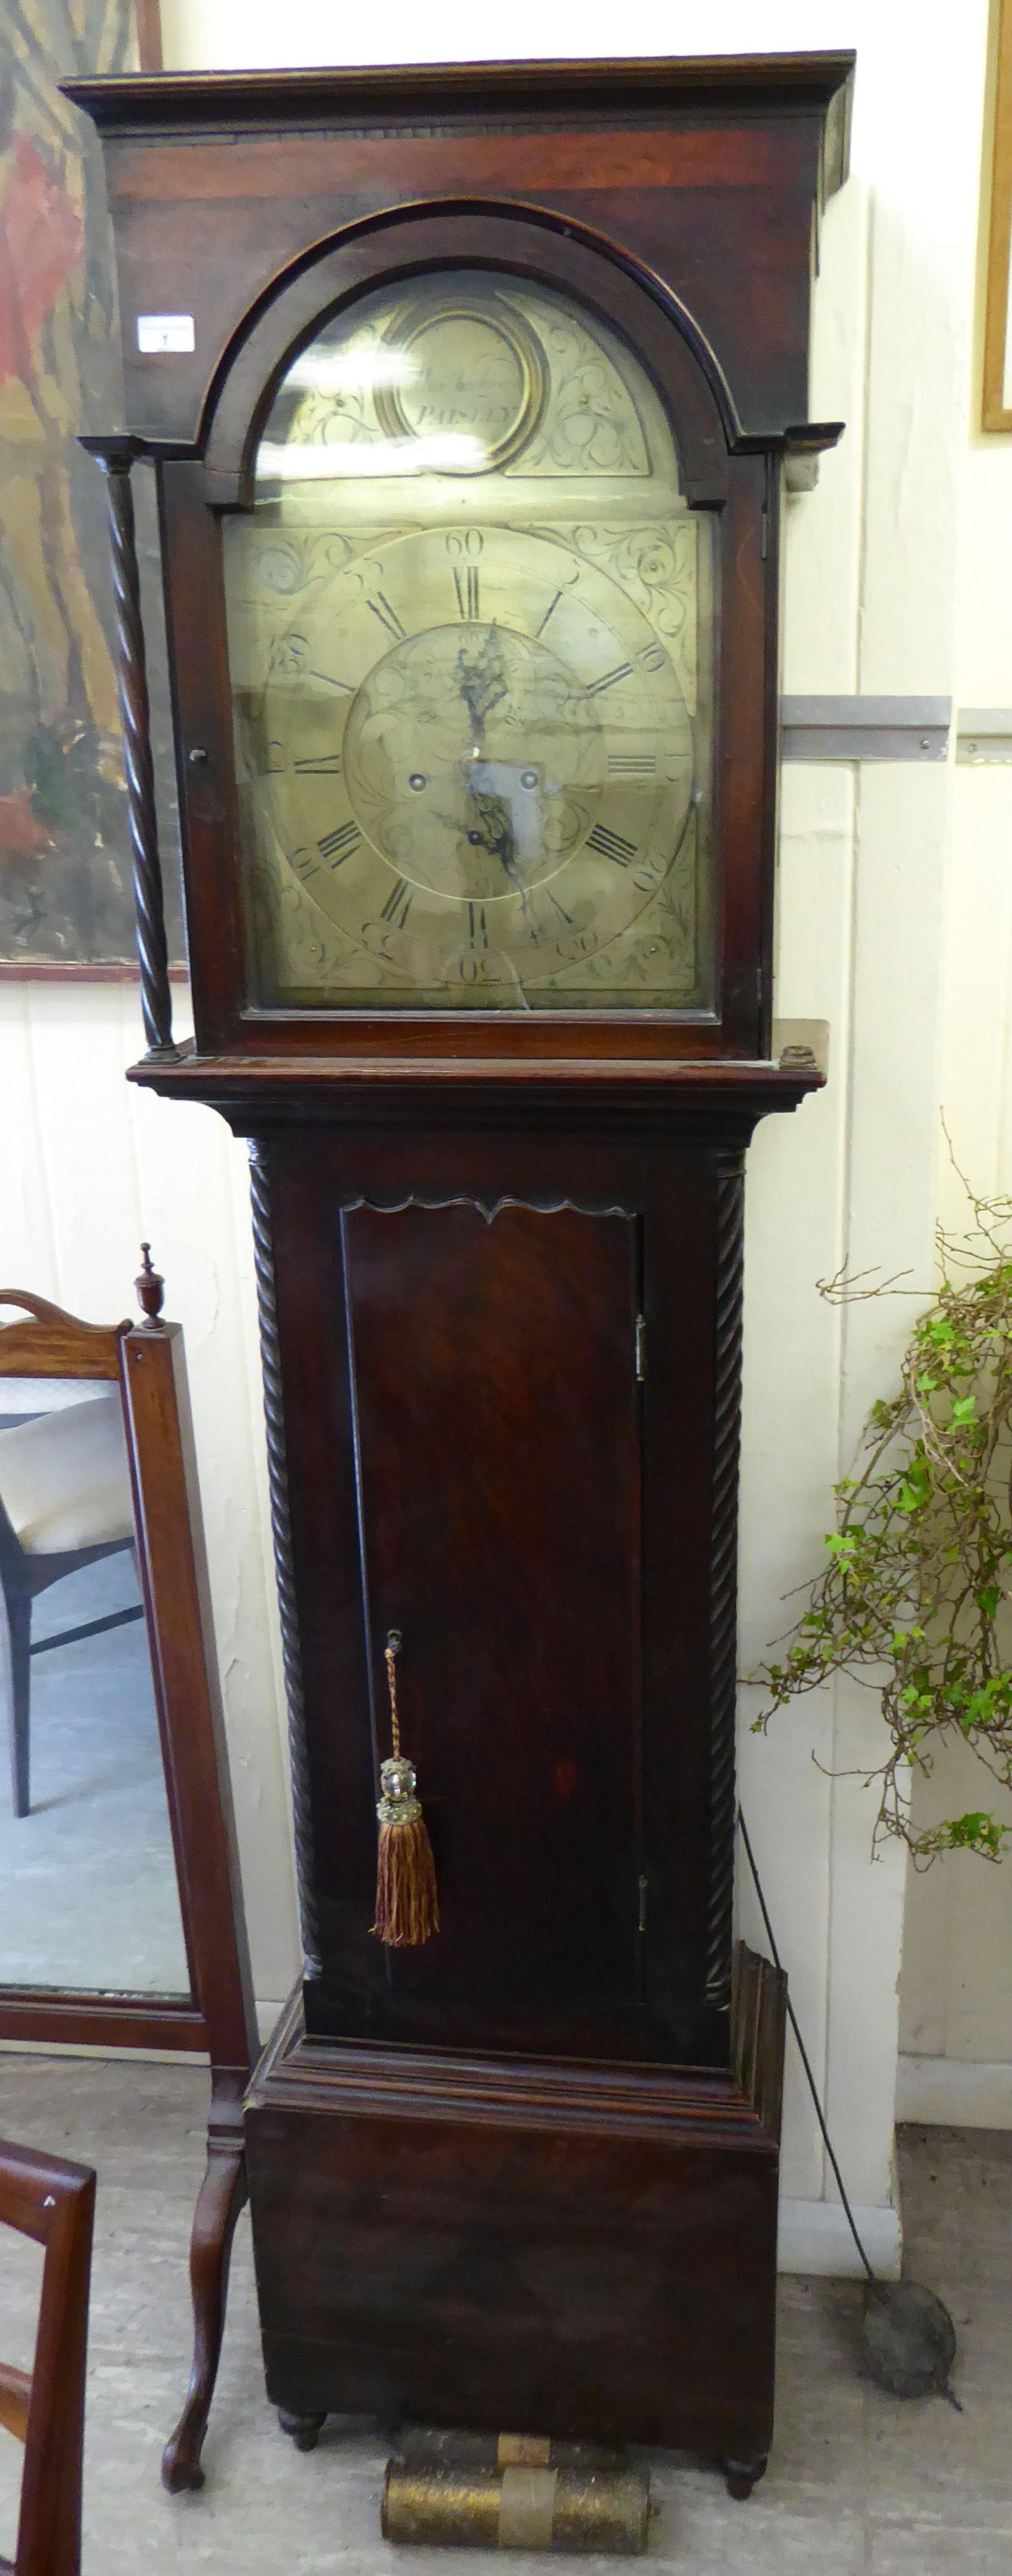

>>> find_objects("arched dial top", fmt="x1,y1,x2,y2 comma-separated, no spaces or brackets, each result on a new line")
223,269,718,1015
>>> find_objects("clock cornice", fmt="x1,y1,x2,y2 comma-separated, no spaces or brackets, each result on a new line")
64,54,854,459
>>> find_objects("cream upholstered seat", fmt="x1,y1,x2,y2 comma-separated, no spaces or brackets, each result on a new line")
0,1396,134,1556
0,1392,138,1819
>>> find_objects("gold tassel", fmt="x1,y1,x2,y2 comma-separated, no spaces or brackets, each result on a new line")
372,1630,439,1947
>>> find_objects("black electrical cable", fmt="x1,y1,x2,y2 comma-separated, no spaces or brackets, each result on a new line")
737,1803,875,2281
736,1803,961,2406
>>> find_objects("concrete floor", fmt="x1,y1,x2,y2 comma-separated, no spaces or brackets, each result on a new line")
0,2054,1008,2571
0,1556,190,1994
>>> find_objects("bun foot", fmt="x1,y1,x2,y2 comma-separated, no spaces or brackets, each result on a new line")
278,2408,327,2451
724,2457,767,2500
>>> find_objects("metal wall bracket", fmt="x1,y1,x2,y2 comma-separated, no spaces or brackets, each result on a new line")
955,710,1012,764
780,697,951,762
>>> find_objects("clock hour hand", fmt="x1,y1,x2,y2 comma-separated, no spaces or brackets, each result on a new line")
467,785,517,880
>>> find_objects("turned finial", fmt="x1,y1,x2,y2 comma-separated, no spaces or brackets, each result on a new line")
135,1242,165,1326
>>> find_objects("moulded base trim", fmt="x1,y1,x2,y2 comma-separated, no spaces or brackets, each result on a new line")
896,2051,1012,2130
778,2196,901,2278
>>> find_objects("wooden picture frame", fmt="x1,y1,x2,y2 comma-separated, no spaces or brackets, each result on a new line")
0,1266,258,2490
984,0,1012,428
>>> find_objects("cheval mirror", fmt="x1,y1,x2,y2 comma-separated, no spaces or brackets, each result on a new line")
0,1257,257,2489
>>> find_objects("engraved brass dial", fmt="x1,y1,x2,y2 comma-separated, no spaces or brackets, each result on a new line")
225,269,716,1013
373,291,548,471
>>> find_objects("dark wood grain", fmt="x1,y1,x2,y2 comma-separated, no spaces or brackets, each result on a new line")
341,1204,642,2041
245,1946,784,2464
70,58,849,1067
0,2136,95,2576
0,1994,206,2050
63,57,853,457
67,59,845,2482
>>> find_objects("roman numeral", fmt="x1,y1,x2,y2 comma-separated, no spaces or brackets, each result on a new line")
289,847,315,883
586,824,637,866
367,593,406,643
380,876,413,927
295,752,343,776
453,565,480,619
586,663,634,698
308,670,353,694
468,902,488,948
606,754,656,777
318,821,360,865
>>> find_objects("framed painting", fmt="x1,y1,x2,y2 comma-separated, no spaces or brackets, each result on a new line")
0,0,183,975
984,0,1012,430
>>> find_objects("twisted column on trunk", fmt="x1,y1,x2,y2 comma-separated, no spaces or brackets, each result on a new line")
705,1150,746,2012
248,1139,322,1976
95,442,175,1058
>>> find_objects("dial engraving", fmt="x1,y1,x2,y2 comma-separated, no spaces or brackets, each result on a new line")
225,268,716,1013
373,293,548,472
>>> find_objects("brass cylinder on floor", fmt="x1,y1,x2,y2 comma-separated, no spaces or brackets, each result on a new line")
382,2439,650,2553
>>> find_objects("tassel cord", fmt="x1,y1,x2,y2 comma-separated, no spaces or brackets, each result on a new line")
371,1628,439,1948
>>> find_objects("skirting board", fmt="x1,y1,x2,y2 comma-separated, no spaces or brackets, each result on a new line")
778,2198,901,2279
897,2052,1012,2128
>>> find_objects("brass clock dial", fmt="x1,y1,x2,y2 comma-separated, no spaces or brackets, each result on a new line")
225,271,716,1013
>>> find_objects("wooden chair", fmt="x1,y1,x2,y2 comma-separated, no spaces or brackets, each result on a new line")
0,2138,95,2576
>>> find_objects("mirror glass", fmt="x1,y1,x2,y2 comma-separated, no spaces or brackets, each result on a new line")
0,1372,191,1996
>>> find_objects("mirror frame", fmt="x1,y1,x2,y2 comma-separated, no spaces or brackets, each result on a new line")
0,1280,256,2066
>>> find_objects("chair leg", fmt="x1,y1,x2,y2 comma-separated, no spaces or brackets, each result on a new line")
0,1581,30,1819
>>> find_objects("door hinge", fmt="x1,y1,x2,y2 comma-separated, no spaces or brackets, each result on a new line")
635,1314,646,1382
637,1875,648,1934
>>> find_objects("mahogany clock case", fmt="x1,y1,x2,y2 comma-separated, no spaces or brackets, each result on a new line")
63,56,849,2486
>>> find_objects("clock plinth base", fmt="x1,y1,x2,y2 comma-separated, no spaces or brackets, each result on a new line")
244,1944,785,2474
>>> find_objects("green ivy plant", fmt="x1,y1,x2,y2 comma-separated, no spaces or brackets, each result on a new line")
750,1180,1012,1865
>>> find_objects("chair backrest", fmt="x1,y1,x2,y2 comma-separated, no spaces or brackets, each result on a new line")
0,2139,95,2576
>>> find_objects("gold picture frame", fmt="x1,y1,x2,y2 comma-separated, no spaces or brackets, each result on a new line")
984,0,1012,428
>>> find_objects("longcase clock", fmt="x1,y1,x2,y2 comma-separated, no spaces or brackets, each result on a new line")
68,52,854,2497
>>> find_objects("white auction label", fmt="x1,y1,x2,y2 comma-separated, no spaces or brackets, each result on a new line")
136,314,195,354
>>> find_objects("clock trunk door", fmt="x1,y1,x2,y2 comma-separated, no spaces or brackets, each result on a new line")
327,1202,643,2054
